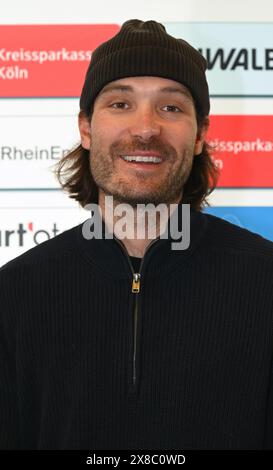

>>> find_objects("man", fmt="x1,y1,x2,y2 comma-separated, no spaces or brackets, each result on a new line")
0,19,273,450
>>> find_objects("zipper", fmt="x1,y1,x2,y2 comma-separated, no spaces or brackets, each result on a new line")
113,235,159,388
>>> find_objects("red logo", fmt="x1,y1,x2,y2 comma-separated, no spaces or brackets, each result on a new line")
208,115,273,187
0,24,119,97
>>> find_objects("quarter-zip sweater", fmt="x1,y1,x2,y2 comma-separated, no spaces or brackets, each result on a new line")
1,207,273,450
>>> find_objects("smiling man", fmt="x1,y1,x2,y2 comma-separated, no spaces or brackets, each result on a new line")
1,20,273,450
81,77,205,208
78,75,207,256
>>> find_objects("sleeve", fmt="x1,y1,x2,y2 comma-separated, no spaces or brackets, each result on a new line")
264,351,273,449
0,269,20,449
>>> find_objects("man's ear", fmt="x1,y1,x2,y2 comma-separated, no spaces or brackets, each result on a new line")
194,117,209,155
78,111,91,150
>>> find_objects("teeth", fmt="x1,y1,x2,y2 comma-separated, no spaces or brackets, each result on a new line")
121,155,162,163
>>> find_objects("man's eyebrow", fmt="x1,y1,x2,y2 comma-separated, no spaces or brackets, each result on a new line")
159,86,193,102
97,84,193,102
98,85,133,96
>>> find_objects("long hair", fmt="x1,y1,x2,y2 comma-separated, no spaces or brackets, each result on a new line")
54,108,220,212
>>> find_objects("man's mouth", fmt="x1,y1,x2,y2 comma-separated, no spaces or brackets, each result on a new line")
120,155,162,164
119,151,164,165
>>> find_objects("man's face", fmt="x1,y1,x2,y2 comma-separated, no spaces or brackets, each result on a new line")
79,76,208,206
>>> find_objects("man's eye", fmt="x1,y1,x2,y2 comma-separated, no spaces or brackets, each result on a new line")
163,105,181,112
110,102,128,109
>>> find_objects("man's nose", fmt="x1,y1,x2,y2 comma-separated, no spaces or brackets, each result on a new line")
128,106,161,141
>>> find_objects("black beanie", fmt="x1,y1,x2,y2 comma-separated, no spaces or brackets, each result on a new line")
80,19,210,116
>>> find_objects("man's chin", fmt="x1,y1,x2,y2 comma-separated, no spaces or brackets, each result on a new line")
105,191,178,207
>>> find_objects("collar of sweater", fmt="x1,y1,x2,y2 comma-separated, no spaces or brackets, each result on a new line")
76,202,208,280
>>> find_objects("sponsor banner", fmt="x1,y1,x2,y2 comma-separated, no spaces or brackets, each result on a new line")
0,24,119,97
0,114,78,188
208,115,273,187
165,22,273,96
0,207,88,267
1,23,273,98
203,206,273,242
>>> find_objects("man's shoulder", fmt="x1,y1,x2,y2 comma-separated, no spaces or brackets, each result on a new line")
0,221,84,274
203,211,273,261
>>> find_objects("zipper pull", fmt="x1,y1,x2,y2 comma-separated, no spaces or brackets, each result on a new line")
132,273,141,293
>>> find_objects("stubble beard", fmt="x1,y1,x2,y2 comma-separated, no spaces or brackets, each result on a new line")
89,137,195,208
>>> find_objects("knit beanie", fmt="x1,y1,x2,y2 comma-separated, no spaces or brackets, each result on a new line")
80,19,210,116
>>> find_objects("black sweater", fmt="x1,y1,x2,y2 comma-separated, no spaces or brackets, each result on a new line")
0,207,273,450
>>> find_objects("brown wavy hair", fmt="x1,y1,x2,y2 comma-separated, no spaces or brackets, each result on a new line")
54,105,220,212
